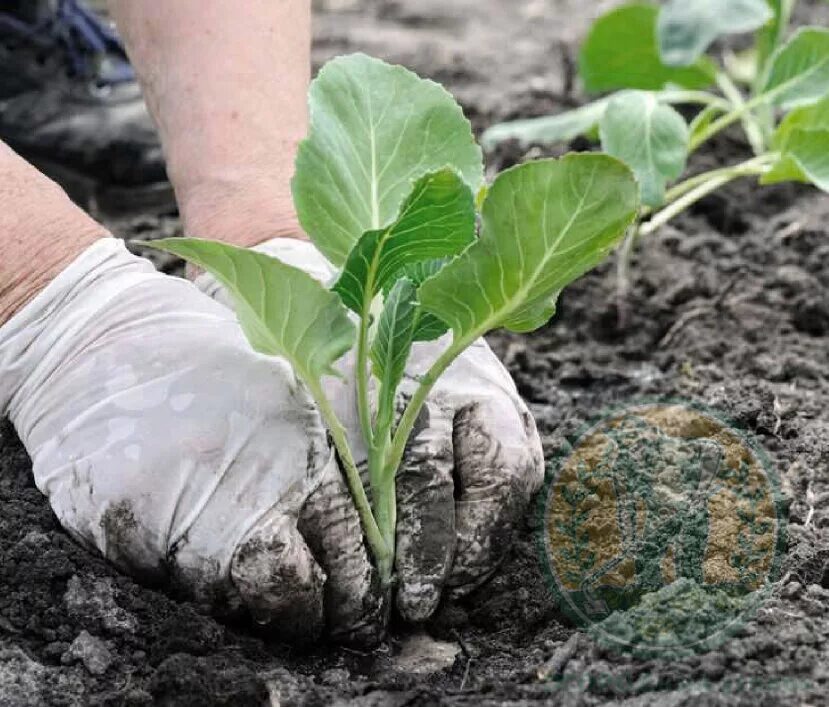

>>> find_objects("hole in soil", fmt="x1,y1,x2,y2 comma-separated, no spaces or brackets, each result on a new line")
690,194,749,236
792,298,829,337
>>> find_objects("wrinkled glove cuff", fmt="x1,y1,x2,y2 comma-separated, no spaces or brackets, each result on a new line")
0,238,156,421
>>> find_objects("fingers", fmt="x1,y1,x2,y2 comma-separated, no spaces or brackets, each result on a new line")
298,456,386,646
394,399,457,622
230,512,325,644
447,394,544,595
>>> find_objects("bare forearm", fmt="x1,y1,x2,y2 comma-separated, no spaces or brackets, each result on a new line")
108,0,311,246
0,142,107,326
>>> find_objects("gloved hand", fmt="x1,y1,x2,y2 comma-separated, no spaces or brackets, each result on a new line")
0,238,384,644
197,238,545,622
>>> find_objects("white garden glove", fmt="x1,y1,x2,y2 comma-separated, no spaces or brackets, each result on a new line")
0,238,384,644
197,238,545,622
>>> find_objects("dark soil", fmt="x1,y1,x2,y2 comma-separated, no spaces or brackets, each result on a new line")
4,1,829,705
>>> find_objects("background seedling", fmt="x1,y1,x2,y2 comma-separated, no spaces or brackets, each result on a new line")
145,54,639,587
484,0,829,315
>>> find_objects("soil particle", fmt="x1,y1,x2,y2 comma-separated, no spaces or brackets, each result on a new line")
63,575,138,636
394,633,460,674
63,631,112,676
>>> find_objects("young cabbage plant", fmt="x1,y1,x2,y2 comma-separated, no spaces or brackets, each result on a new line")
484,0,829,307
146,54,639,587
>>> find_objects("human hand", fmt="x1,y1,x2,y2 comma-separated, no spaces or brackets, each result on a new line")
0,238,384,645
198,237,545,622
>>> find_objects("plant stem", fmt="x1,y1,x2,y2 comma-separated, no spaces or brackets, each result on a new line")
672,154,776,205
306,379,391,582
371,441,396,568
639,154,776,237
387,339,467,477
355,315,374,449
689,91,771,151
369,371,400,574
715,72,766,155
615,225,640,326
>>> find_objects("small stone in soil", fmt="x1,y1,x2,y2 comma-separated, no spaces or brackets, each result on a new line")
394,633,460,674
318,667,350,686
64,575,138,635
63,631,113,675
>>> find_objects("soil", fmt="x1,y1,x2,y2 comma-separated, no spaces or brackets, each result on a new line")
4,1,829,705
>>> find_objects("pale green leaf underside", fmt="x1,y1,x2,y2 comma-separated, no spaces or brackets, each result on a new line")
418,155,639,340
292,53,483,266
332,168,475,315
579,3,713,93
371,278,417,422
761,28,829,109
772,95,829,149
657,0,772,67
146,238,355,382
481,100,609,151
600,91,689,208
762,128,829,192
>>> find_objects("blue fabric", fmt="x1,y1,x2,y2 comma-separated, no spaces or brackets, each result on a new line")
0,0,134,84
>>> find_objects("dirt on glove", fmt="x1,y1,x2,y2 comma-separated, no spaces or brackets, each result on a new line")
3,0,829,705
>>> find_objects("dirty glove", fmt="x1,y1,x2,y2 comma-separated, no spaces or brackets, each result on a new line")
198,238,545,622
0,238,383,644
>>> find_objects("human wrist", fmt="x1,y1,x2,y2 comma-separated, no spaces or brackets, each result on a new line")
0,217,108,327
0,141,111,326
177,171,306,248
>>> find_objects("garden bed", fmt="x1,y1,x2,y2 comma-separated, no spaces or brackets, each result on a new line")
2,1,829,704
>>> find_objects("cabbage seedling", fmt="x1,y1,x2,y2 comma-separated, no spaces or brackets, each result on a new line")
484,1,829,307
145,54,639,587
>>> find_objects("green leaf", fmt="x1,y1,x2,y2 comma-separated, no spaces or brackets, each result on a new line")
481,99,610,151
412,312,449,342
371,278,417,428
418,156,639,340
292,53,483,266
332,169,475,315
760,27,829,109
500,292,560,334
579,3,714,93
762,128,829,192
145,238,355,382
599,91,689,208
385,257,452,341
772,95,829,148
396,258,449,288
377,257,453,341
657,0,772,67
